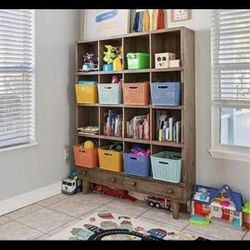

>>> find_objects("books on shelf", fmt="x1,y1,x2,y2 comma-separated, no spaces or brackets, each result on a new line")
156,110,181,143
104,110,122,137
126,114,150,140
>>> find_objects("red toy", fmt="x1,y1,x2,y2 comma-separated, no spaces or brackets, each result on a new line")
92,184,136,201
145,196,171,211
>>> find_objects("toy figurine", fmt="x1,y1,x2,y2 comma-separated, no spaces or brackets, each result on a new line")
81,53,98,71
103,45,122,71
145,196,171,211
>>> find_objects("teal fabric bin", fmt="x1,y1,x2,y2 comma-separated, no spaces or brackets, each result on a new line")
97,84,122,104
151,151,182,183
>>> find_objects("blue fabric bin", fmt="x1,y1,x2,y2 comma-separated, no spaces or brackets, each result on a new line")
97,83,122,104
123,153,150,177
150,82,181,106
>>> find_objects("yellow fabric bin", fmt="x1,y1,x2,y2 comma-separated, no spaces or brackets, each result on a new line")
75,84,98,104
98,147,123,172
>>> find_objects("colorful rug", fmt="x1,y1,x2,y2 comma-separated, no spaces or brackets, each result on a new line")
49,210,208,241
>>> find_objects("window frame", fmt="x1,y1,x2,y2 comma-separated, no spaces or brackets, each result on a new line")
209,9,250,162
0,10,36,152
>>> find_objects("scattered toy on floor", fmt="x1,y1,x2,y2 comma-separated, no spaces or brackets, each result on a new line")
61,171,82,195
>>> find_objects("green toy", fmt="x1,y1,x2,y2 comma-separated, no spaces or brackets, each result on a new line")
189,215,210,226
103,45,119,64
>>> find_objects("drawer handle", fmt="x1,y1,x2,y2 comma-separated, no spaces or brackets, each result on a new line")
111,177,116,183
131,181,136,187
167,189,174,194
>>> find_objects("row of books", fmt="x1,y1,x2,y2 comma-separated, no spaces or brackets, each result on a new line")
126,114,150,140
156,110,181,143
103,110,122,137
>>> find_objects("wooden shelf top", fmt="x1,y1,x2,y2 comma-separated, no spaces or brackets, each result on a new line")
76,26,192,44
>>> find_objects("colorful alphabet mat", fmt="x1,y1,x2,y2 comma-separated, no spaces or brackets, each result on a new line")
49,210,208,241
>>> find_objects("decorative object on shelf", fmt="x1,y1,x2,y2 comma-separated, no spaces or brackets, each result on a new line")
243,202,250,229
61,171,82,195
111,75,122,84
155,52,176,69
170,9,191,22
157,9,165,29
84,9,130,40
191,184,244,228
81,53,98,72
77,126,99,135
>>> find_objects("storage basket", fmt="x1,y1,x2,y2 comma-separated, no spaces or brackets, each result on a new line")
73,145,98,168
97,84,122,104
126,53,150,70
98,147,123,172
123,153,150,177
150,82,181,106
151,151,182,183
75,84,98,104
123,82,150,105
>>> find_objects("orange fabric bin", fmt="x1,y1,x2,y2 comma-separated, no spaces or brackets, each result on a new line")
98,147,123,172
123,82,150,105
75,84,98,104
73,145,98,168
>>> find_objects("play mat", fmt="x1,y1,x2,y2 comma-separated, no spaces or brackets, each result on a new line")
49,210,208,241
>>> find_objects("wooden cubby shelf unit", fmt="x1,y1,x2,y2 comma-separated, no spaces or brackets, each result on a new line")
75,27,195,219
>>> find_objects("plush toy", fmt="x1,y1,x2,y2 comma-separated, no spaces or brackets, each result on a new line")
103,45,119,64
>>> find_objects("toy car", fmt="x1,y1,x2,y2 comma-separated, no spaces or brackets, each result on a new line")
61,173,82,195
145,196,172,211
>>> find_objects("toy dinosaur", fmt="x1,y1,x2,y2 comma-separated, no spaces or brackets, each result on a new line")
103,45,119,64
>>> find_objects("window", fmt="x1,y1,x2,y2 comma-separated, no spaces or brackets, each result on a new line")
210,10,250,162
0,10,35,149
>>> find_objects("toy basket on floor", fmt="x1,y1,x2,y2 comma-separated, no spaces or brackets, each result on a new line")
151,151,182,183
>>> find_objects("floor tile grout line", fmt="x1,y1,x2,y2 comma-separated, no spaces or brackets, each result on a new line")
14,219,47,235
240,230,249,240
135,208,151,218
33,233,51,240
4,205,45,221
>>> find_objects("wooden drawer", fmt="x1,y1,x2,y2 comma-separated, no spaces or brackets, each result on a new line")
123,177,185,202
81,168,124,189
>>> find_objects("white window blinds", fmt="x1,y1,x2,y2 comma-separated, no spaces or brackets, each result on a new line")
211,9,250,106
0,10,35,148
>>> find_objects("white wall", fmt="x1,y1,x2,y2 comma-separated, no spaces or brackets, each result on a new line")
165,10,250,200
0,10,80,201
80,9,250,199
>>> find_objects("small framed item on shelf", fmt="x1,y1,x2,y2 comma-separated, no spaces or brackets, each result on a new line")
170,10,191,22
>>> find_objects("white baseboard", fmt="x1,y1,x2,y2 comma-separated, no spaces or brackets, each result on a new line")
0,182,61,216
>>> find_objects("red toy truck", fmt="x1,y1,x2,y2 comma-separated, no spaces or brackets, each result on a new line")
145,196,171,211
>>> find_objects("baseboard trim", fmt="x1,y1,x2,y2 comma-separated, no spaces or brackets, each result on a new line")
0,182,61,216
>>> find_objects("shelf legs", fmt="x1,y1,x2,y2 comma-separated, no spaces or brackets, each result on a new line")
82,180,90,194
171,201,180,219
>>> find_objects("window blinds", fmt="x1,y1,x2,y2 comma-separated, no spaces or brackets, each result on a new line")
211,9,250,106
0,10,35,148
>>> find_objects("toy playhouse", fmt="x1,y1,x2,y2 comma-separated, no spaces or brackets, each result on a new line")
191,184,244,228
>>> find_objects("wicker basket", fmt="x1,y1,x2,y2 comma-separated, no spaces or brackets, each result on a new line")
151,151,182,183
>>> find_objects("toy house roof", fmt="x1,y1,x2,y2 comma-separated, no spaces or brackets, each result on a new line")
210,184,243,211
192,184,218,204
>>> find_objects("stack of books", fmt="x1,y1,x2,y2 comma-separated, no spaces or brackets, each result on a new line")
104,110,122,137
126,114,150,140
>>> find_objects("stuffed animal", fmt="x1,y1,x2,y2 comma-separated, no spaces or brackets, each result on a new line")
103,45,119,64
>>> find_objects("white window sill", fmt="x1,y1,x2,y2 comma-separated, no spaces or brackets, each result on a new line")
0,142,38,153
208,149,250,163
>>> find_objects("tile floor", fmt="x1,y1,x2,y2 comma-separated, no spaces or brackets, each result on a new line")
0,192,249,240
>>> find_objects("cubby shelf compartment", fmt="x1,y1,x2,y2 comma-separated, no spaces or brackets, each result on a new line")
74,27,195,220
